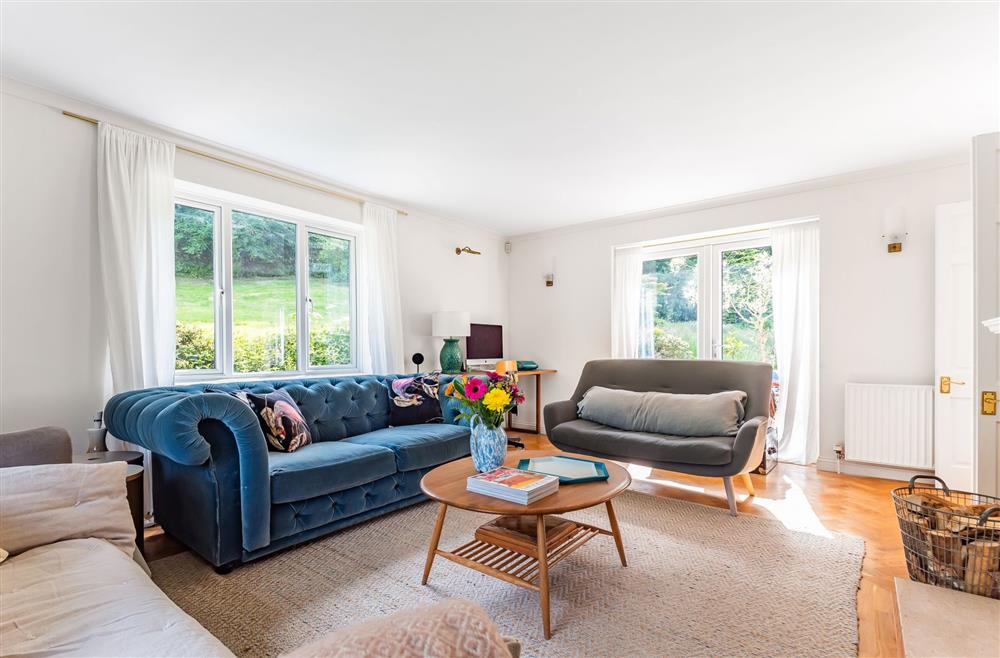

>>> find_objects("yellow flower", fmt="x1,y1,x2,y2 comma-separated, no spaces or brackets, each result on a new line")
482,388,512,413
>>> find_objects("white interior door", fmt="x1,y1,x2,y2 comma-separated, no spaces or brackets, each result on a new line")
934,201,975,491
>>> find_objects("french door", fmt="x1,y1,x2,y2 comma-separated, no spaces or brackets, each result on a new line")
641,234,775,365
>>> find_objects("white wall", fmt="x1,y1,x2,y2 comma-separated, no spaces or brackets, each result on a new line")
1,91,108,450
507,160,970,476
397,217,508,371
0,83,507,451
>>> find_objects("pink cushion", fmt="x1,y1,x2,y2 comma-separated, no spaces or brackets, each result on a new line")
282,599,512,658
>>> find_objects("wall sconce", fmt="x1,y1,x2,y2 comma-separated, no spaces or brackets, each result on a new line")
544,255,555,287
882,207,907,253
455,246,481,256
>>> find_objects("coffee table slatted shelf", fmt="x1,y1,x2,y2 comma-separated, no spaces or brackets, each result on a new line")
437,521,605,591
420,451,632,638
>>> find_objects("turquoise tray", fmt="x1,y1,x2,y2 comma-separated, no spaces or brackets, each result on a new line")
516,455,610,484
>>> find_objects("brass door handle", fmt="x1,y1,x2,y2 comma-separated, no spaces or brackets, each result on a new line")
940,376,967,394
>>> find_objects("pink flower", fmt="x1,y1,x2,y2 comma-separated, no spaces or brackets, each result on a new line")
487,371,504,382
466,378,487,400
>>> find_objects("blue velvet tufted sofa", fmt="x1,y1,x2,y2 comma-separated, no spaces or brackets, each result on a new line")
103,375,469,572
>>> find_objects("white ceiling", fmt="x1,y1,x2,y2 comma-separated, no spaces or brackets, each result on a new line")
2,2,997,235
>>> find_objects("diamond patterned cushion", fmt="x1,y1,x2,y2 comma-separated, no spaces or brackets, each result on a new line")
281,599,513,658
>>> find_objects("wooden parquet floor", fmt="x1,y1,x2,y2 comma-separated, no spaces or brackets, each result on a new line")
145,431,907,657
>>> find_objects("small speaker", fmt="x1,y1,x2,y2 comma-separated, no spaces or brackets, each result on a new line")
411,353,425,371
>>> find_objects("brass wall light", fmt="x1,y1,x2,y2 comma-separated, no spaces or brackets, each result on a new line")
455,246,482,255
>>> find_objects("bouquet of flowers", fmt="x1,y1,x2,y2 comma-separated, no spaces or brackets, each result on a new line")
445,371,525,429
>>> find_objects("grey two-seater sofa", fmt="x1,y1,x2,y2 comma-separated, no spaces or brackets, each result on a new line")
543,359,772,515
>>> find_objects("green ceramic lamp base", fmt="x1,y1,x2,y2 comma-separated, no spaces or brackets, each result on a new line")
439,338,463,374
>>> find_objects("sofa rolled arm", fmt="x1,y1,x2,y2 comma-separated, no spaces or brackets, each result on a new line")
730,415,769,475
543,399,578,434
104,389,272,552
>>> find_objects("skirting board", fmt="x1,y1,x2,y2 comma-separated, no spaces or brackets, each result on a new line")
816,457,934,482
508,422,542,434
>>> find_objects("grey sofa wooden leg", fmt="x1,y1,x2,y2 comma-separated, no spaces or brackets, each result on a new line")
723,477,738,516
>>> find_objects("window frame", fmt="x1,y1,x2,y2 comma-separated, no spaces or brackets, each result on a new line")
641,230,771,361
173,185,362,383
173,197,226,377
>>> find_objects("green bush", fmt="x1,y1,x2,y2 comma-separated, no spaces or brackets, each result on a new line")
654,327,694,359
175,323,216,370
175,322,351,372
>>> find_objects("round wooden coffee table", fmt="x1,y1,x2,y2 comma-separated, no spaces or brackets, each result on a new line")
420,450,631,639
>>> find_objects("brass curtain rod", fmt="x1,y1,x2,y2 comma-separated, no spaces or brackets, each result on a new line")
62,110,408,216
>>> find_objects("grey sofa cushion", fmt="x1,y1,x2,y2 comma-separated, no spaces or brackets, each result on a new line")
577,386,747,437
550,419,735,466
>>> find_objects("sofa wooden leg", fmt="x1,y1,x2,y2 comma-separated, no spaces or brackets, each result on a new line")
723,477,738,516
739,472,756,496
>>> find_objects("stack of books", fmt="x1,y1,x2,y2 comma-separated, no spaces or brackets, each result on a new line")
466,467,559,504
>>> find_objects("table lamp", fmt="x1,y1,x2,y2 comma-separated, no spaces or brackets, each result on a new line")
432,311,470,374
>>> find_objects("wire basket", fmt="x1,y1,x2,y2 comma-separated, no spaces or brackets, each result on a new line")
892,475,1000,598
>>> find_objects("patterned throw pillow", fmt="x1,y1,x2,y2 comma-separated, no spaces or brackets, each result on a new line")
389,372,444,426
212,388,313,452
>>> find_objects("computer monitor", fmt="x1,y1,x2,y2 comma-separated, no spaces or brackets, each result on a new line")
466,323,503,363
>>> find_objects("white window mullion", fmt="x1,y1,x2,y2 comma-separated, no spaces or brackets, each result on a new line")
296,225,310,372
220,203,235,377
212,203,225,373
708,245,722,359
696,245,714,359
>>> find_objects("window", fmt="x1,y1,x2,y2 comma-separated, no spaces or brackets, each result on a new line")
643,253,699,359
231,211,298,373
174,201,221,372
307,232,353,367
173,186,359,380
640,234,775,365
719,244,774,364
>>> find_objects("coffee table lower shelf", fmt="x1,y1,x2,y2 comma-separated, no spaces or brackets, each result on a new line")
422,502,627,639
436,520,605,591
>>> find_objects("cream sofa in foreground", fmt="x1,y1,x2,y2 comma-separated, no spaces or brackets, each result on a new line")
0,460,234,657
0,428,516,658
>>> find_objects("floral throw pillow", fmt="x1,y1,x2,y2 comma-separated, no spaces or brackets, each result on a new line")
389,372,444,426
211,388,313,452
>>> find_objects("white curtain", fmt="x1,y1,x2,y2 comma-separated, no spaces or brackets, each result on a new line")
770,221,820,465
97,123,176,390
362,202,405,373
97,123,176,516
611,248,655,358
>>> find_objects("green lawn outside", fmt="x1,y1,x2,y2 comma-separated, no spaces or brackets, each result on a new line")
176,276,350,334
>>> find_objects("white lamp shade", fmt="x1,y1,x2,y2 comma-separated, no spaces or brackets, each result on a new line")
432,311,471,337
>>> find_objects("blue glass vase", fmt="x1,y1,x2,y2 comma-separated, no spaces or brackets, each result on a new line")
470,418,507,472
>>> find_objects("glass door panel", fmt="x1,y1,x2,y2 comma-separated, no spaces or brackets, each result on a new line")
642,254,699,359
720,245,775,365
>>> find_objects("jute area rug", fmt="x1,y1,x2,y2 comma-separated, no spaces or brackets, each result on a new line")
151,491,864,658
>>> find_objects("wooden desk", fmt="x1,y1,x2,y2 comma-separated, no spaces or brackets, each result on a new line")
506,369,557,434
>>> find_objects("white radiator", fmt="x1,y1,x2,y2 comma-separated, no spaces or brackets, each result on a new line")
844,383,934,469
